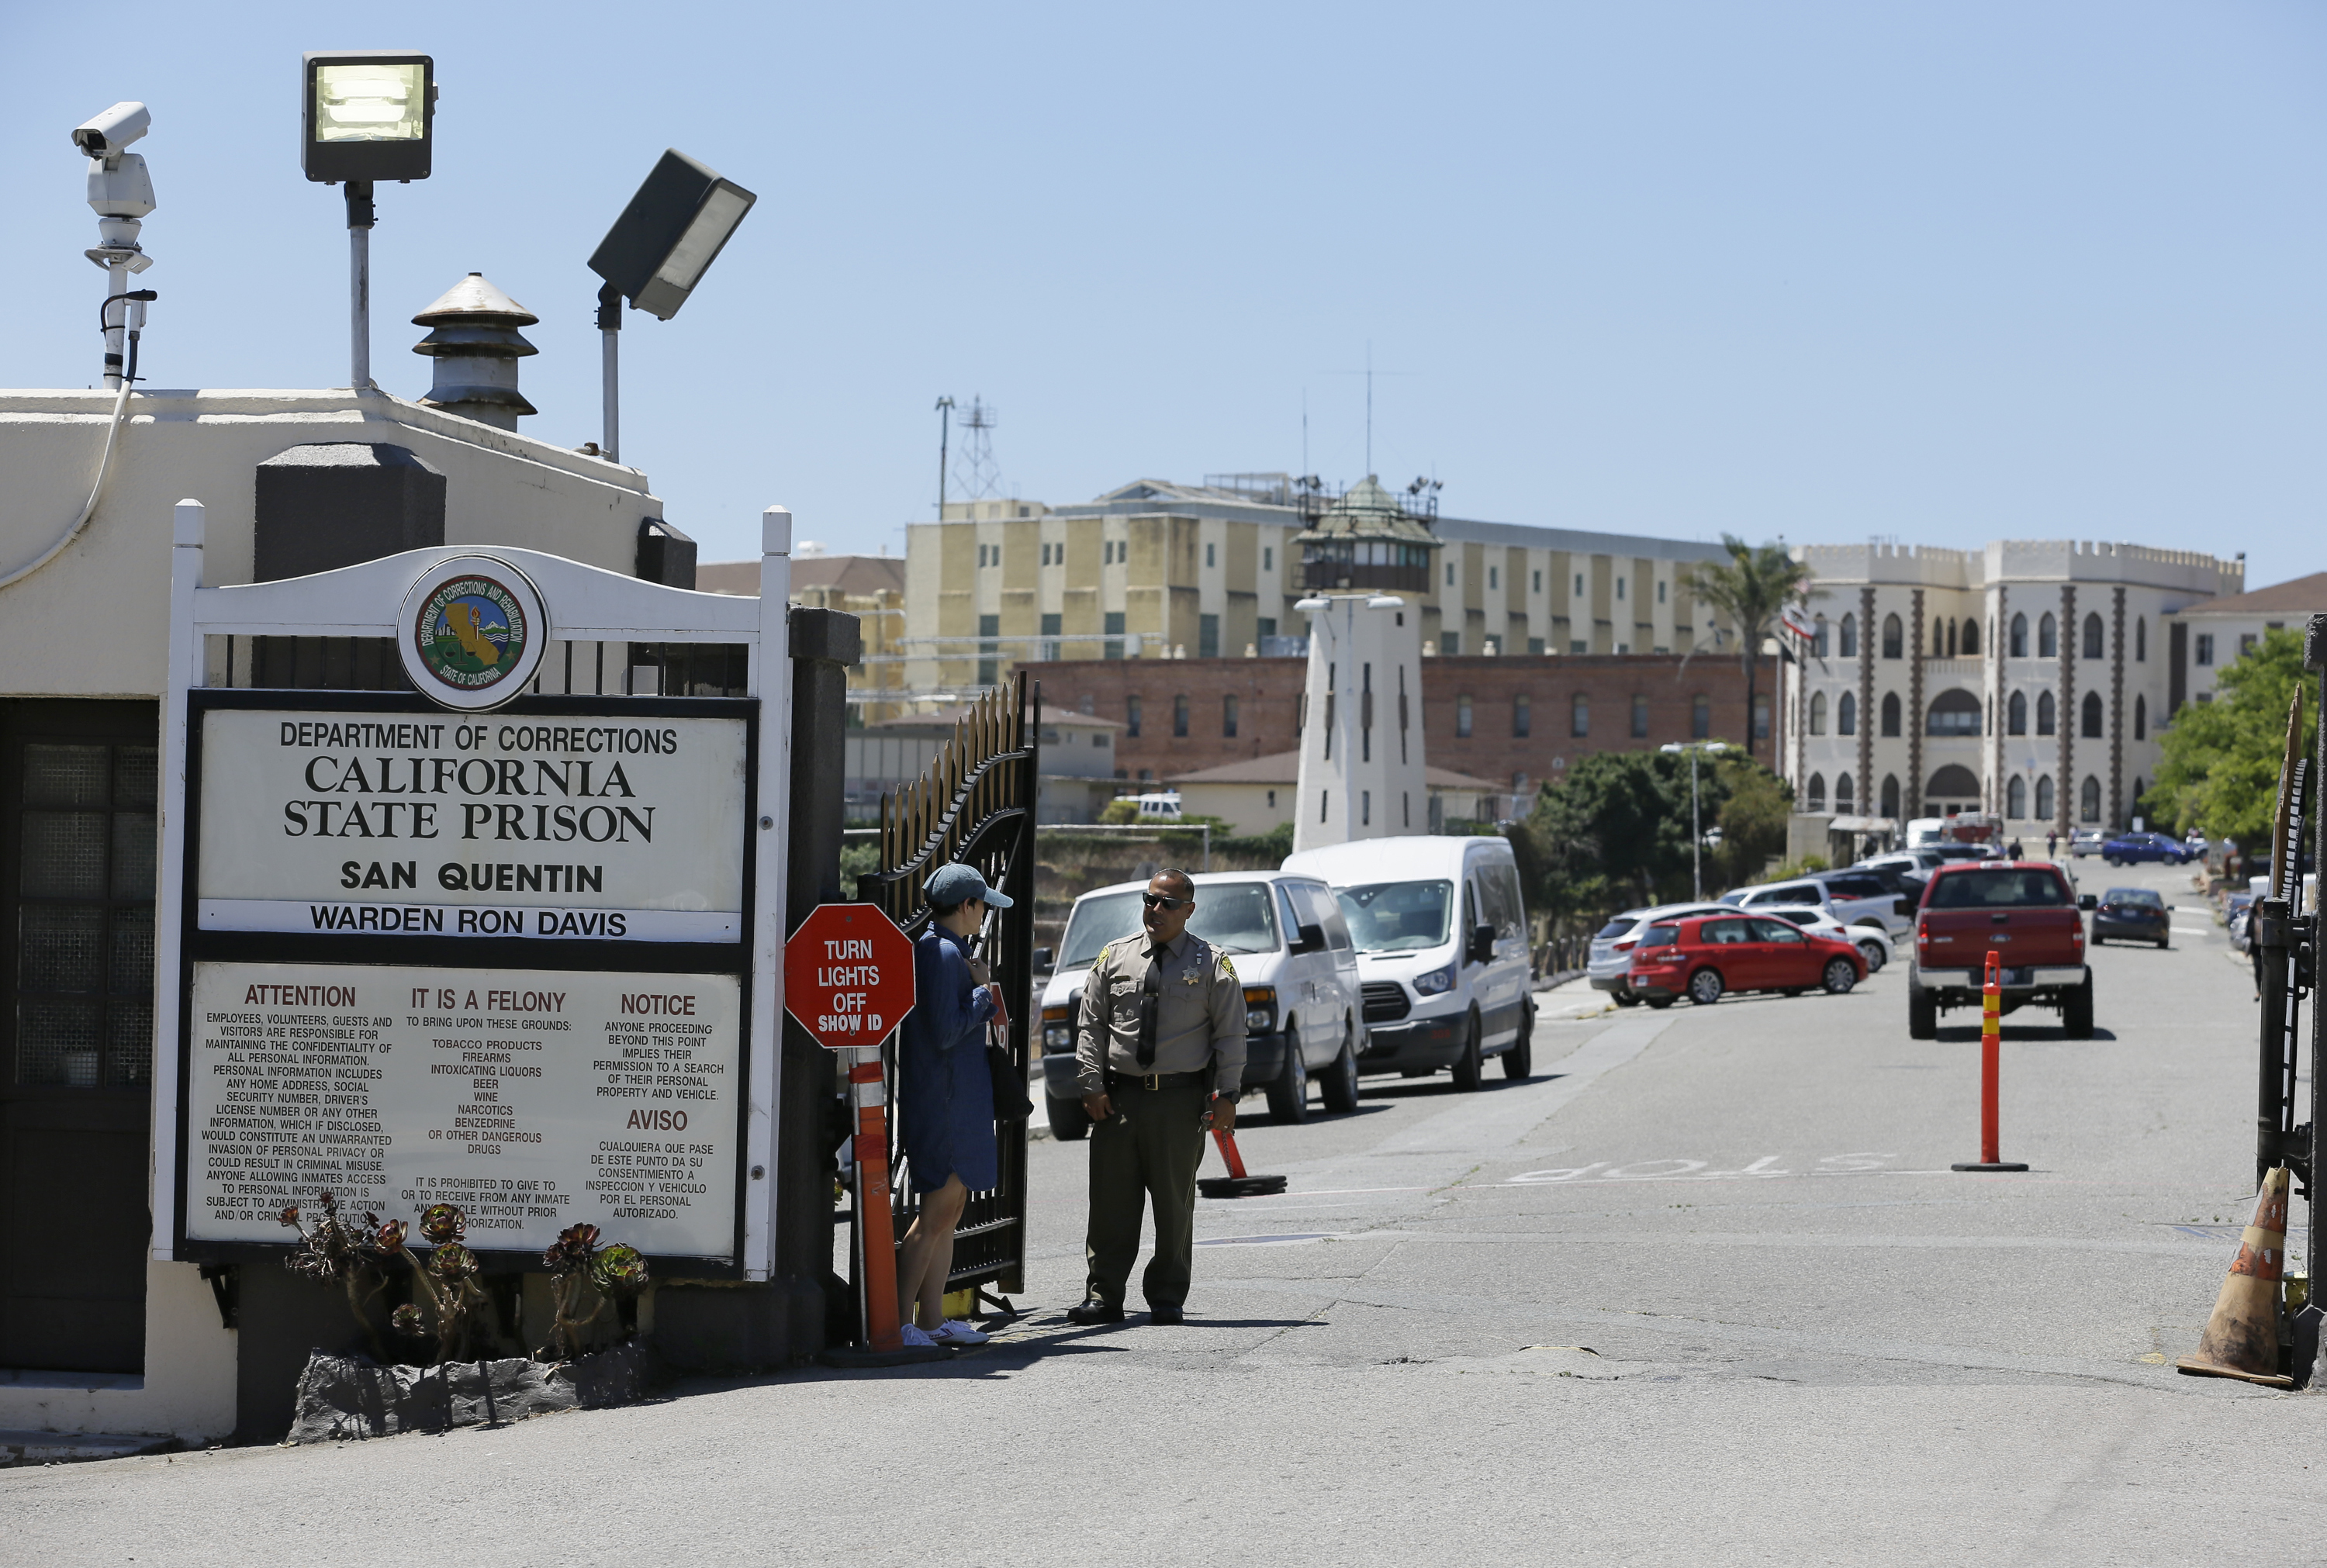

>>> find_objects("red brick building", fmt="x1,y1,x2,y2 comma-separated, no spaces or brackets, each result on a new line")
1033,653,1755,796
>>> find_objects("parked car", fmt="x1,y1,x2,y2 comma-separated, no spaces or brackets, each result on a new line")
2101,831,2197,866
2069,828,2107,858
1036,870,1363,1139
1587,902,1734,1003
2092,886,2172,948
1929,842,2003,864
2228,892,2256,953
1849,855,1932,903
1755,905,1896,972
1721,876,1910,937
1909,862,2097,1039
1285,835,1537,1089
1626,913,1866,1007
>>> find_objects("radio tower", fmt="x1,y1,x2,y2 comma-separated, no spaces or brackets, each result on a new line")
950,395,1004,500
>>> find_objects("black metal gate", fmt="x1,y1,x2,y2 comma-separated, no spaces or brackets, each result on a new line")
856,673,1039,1299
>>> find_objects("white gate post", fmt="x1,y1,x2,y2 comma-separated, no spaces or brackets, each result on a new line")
150,498,205,1262
745,505,794,1280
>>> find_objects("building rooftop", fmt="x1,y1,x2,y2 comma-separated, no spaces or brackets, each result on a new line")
2176,572,2327,619
697,553,904,598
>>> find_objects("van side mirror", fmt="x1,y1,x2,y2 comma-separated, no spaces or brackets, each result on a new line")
1291,922,1326,955
1468,924,1495,963
2077,894,2097,911
1032,947,1053,972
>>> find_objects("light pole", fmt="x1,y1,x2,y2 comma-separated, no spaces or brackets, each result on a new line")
302,52,437,392
1661,741,1729,900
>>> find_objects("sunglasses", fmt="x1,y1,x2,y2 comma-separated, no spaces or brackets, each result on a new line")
1142,893,1192,910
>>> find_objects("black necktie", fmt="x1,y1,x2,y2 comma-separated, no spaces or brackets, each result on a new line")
1136,945,1165,1068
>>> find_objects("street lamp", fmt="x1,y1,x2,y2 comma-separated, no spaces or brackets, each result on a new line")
586,150,757,463
1661,741,1730,900
302,51,436,392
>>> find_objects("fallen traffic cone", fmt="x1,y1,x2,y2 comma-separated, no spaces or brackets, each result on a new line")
1197,1128,1287,1198
2177,1165,2295,1388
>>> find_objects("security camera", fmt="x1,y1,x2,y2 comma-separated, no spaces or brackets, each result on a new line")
72,102,150,160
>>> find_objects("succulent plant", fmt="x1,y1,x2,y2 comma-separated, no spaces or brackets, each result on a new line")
428,1242,479,1283
374,1219,410,1255
418,1203,465,1245
391,1304,426,1337
590,1244,649,1297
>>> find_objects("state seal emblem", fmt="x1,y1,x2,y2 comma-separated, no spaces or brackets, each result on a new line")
396,555,550,711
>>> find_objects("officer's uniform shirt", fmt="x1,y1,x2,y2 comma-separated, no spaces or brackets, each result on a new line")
1075,928,1247,1097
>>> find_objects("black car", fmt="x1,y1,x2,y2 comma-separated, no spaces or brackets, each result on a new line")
2092,886,2170,948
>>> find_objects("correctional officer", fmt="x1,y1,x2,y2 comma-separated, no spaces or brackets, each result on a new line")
1068,868,1246,1325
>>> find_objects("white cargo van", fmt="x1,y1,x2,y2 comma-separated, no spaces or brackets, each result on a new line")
1035,871,1364,1141
1281,835,1535,1088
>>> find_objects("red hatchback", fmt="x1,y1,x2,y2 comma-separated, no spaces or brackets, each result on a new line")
1627,913,1866,1008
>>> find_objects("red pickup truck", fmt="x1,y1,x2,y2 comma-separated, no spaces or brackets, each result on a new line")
1908,862,2097,1039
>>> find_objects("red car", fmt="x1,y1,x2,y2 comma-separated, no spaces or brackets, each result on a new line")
1627,912,1867,1008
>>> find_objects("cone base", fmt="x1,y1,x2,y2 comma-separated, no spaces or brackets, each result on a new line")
1951,1162,2030,1172
1198,1176,1289,1198
2174,1353,2293,1389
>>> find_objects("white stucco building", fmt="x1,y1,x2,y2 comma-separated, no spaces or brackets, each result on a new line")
1779,541,2245,839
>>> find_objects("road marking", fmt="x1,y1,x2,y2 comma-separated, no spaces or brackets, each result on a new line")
1194,1232,1339,1246
1374,1012,1676,1161
1507,1152,1903,1185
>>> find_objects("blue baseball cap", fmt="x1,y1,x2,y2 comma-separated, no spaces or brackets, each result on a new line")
925,862,1012,909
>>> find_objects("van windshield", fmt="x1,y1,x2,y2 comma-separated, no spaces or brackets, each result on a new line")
1056,882,1280,969
1334,879,1455,953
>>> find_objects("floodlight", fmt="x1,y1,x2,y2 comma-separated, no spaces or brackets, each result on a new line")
300,51,436,392
301,52,434,183
589,150,757,321
583,148,757,462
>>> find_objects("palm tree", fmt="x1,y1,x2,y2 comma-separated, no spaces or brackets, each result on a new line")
1681,535,1817,762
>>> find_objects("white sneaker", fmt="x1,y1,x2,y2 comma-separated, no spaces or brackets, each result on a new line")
931,1319,991,1345
898,1323,939,1347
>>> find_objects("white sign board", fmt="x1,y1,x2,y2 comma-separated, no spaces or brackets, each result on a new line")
195,709,748,942
185,960,742,1261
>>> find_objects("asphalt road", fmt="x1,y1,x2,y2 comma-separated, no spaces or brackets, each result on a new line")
6,857,2315,1566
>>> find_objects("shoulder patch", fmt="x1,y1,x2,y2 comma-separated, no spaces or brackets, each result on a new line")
1218,954,1237,980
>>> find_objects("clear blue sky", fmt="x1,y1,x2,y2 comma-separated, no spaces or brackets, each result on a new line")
2,3,2321,584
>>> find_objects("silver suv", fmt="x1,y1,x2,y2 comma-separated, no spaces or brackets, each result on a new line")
1722,876,1910,937
1589,903,1734,1004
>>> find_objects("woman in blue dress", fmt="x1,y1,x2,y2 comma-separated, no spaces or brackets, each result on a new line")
894,862,1010,1347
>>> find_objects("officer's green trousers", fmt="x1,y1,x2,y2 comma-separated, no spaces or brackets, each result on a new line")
1084,1079,1206,1311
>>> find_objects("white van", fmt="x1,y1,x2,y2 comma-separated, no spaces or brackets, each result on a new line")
1035,871,1364,1141
1281,835,1535,1088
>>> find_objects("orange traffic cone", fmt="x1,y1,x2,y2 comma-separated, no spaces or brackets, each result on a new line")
2177,1166,2295,1388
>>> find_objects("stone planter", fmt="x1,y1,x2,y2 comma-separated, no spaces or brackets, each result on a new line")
287,1342,652,1444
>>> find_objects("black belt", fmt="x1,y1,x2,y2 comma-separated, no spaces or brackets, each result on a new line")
1108,1067,1210,1092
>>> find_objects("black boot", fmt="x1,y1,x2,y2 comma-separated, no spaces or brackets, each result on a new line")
1066,1297,1124,1325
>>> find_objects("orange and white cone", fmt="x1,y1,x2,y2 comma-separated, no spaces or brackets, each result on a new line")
2177,1166,2294,1388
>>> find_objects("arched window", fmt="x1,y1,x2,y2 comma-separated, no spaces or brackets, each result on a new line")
1882,614,1903,659
2007,775,2028,818
1571,694,1589,737
2132,775,2146,811
1937,618,1949,657
1880,692,1902,736
2010,613,2028,658
2135,693,2145,740
2007,690,2028,734
1836,772,1855,809
1962,619,1980,656
1810,692,1827,734
1839,614,1858,658
1812,615,1829,658
2081,690,2104,738
2035,775,2056,821
1807,772,1827,811
2080,775,2102,823
1838,692,1857,734
2136,617,2147,661
2083,613,2104,660
2037,690,2056,736
1926,689,1982,736
2039,613,2058,658
1880,775,1901,818
1927,765,1982,807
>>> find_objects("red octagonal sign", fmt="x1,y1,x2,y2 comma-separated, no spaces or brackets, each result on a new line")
784,903,917,1049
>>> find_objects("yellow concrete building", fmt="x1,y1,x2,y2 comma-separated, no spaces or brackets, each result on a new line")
902,477,1736,699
